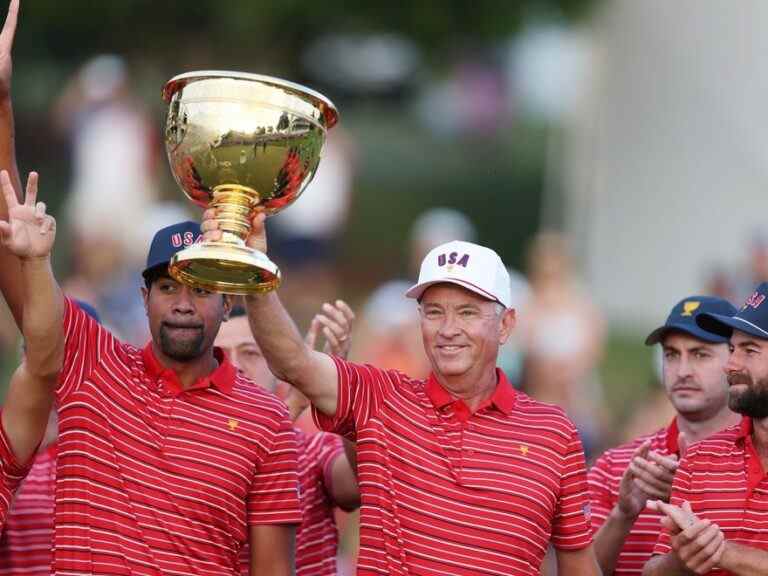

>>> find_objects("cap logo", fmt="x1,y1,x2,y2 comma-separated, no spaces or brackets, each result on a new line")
437,252,470,271
171,231,200,248
743,291,766,311
681,301,700,316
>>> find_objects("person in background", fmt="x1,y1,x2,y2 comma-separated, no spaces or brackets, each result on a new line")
0,300,101,576
215,302,360,576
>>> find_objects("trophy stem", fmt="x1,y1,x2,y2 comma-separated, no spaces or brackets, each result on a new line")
211,184,260,243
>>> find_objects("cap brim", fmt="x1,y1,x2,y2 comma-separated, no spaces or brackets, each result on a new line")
696,312,768,340
405,279,505,306
644,322,728,346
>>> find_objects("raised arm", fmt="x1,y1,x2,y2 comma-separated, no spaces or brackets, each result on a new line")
284,300,355,421
0,0,26,328
0,170,63,463
202,210,340,416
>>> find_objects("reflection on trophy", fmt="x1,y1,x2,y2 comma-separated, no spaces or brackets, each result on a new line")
162,71,338,294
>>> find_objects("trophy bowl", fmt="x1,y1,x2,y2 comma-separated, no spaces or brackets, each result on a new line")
162,70,338,294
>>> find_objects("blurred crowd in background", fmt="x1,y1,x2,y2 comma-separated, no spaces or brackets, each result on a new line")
1,0,767,572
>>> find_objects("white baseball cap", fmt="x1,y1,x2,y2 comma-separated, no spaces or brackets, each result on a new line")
405,240,512,308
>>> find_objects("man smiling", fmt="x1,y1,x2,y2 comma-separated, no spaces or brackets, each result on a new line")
204,203,602,575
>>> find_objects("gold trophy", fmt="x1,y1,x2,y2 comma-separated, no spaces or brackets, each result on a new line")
162,71,338,294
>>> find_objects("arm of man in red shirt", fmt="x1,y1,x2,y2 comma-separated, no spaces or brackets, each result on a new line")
556,547,602,575
210,212,340,417
0,0,27,329
249,525,295,576
0,170,62,465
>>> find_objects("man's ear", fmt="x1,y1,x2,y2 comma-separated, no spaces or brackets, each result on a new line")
222,294,233,321
140,286,150,315
499,308,516,345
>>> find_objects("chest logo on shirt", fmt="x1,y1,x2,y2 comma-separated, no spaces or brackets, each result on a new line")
519,444,529,456
227,419,239,431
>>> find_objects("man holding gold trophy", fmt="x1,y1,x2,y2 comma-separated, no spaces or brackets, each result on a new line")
0,1,354,574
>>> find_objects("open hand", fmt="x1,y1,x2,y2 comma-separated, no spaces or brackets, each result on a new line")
306,299,355,359
0,170,55,259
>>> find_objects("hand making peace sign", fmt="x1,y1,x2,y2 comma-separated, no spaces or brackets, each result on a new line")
0,170,55,259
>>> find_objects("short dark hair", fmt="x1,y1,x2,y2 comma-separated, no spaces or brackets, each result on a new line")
143,266,170,291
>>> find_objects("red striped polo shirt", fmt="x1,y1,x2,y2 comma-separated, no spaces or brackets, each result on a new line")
588,420,678,575
0,442,56,575
313,357,593,576
654,417,768,575
54,298,301,575
239,430,346,575
0,413,31,528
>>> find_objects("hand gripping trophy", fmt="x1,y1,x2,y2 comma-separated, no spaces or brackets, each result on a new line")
162,71,338,294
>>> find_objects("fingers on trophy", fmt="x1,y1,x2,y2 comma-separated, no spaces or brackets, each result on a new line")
163,71,338,294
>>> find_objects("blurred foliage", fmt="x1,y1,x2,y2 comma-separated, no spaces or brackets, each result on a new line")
13,0,596,72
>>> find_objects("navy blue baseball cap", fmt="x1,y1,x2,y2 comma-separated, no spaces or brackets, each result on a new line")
645,295,737,345
697,282,768,340
141,220,202,280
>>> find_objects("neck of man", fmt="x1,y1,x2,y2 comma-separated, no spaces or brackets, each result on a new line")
676,406,742,446
437,368,499,414
153,343,219,390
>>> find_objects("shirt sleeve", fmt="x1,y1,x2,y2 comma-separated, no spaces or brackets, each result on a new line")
652,450,694,557
551,426,593,550
312,356,401,440
57,298,113,403
247,410,301,526
0,413,33,527
587,449,617,535
317,433,346,504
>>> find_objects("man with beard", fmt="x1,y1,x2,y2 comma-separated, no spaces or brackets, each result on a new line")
642,283,768,575
0,164,301,575
589,296,741,575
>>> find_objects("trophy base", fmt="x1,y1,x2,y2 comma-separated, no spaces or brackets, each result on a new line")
169,241,281,295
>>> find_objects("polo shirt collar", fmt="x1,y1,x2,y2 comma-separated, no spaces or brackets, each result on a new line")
736,415,754,440
734,416,766,490
426,368,516,415
665,417,680,454
141,343,236,395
